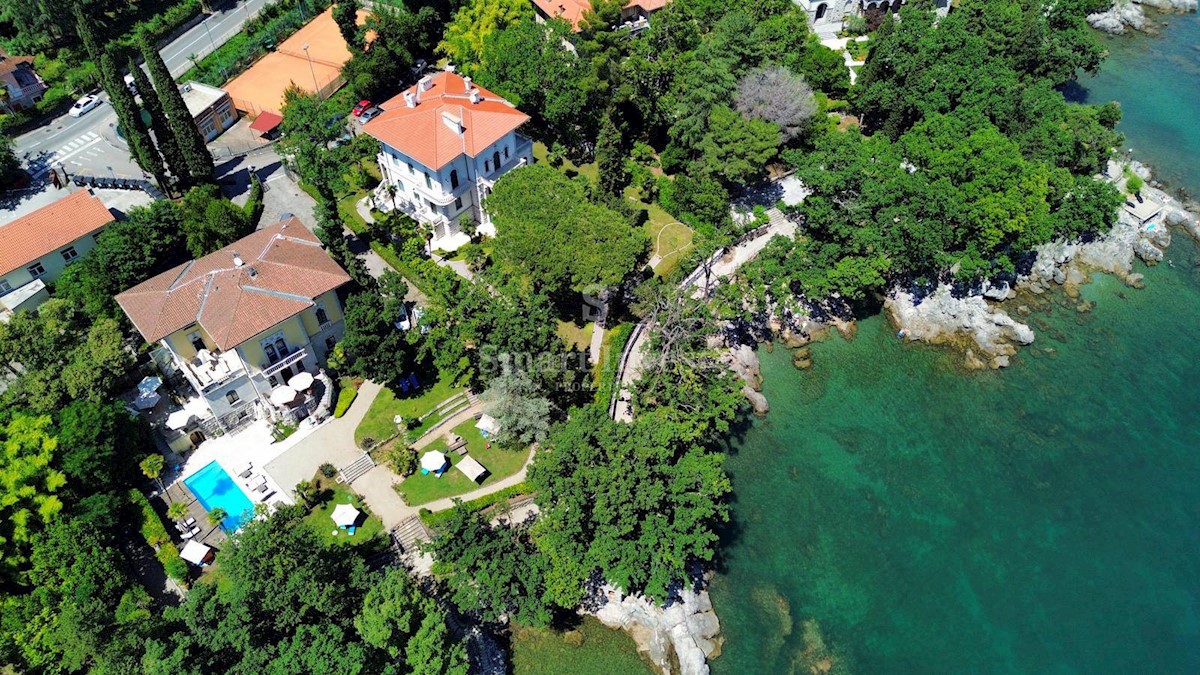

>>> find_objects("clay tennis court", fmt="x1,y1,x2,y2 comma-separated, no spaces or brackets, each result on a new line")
224,7,367,116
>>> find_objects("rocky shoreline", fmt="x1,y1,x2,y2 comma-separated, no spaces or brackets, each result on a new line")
884,160,1200,368
1088,0,1197,35
589,585,724,675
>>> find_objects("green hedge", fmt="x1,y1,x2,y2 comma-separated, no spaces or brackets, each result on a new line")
419,482,535,529
334,386,359,417
593,322,634,408
130,489,190,583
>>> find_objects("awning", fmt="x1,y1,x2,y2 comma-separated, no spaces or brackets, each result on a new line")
331,503,360,527
134,391,162,410
180,540,212,566
249,111,283,134
475,414,500,436
455,455,487,483
137,375,163,395
165,409,195,431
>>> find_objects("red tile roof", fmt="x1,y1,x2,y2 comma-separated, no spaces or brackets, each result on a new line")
0,190,114,276
115,217,350,350
529,0,670,29
362,71,529,171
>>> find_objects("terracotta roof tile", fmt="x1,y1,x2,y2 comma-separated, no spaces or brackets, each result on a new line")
362,71,529,171
529,0,670,29
116,217,350,350
0,190,114,276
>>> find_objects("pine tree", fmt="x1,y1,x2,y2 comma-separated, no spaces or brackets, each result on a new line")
139,33,214,184
99,50,167,188
595,110,627,197
128,59,189,192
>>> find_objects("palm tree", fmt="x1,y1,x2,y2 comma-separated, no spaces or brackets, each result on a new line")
167,501,189,522
140,454,166,492
207,508,228,528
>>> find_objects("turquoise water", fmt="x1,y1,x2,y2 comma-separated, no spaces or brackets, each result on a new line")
711,17,1200,672
183,461,255,531
1070,15,1200,198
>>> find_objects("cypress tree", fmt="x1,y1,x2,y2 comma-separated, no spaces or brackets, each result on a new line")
128,59,189,192
595,111,627,197
99,50,167,188
139,34,214,184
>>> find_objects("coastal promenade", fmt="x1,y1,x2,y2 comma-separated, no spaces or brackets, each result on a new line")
610,208,798,422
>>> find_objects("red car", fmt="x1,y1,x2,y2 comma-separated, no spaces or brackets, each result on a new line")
352,100,372,116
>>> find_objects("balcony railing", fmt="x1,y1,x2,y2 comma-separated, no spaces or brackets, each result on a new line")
260,347,307,377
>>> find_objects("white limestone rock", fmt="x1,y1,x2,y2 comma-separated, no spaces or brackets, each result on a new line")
743,386,770,416
886,285,1034,361
592,586,724,675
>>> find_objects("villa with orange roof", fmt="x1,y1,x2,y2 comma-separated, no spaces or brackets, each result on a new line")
116,216,350,434
361,67,534,251
0,189,115,316
529,0,671,31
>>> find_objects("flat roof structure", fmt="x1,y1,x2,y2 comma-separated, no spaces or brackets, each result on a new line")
179,81,228,117
1123,197,1163,224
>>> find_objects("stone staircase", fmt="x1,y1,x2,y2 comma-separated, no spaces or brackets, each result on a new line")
336,452,376,484
391,516,432,553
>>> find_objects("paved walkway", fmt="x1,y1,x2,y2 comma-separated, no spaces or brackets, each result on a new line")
350,400,538,529
263,381,383,493
612,210,798,422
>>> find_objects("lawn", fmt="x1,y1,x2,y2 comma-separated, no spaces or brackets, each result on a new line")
643,202,694,277
303,481,385,548
557,321,594,351
354,373,465,447
511,618,655,675
533,141,598,183
396,419,531,506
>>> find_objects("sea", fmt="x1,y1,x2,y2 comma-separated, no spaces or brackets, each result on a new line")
709,14,1200,674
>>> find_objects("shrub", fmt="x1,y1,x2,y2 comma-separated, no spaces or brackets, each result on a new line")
334,386,359,417
157,544,189,583
131,489,172,547
1126,174,1144,195
320,462,338,478
844,15,868,36
420,482,534,528
384,443,416,477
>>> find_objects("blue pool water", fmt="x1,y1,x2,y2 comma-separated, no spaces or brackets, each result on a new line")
183,461,255,531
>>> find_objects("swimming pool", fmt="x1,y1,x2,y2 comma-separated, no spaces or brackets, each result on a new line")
183,461,255,531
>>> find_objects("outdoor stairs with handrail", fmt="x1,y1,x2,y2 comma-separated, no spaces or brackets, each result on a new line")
392,516,432,553
336,452,376,484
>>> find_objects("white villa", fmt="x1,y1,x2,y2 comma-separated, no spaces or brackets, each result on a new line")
362,67,534,252
795,0,948,31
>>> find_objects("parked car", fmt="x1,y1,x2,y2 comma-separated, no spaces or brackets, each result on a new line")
123,73,137,95
357,106,382,124
394,304,425,332
68,94,102,117
352,100,372,116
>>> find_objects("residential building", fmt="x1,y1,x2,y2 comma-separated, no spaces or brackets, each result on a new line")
795,0,947,31
116,217,351,434
0,49,47,112
362,68,534,252
0,189,114,313
180,81,238,141
530,0,670,31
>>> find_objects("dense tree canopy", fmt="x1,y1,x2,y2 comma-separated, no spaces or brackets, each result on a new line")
489,164,648,295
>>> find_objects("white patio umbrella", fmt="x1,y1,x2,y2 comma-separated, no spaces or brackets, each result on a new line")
288,371,314,391
133,391,162,410
269,385,298,406
330,503,360,528
420,450,448,473
137,375,163,395
165,409,195,431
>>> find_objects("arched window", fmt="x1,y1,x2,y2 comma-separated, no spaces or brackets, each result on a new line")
450,169,460,189
815,2,828,19
493,151,501,171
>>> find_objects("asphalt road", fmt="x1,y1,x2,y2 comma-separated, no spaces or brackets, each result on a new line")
12,0,276,181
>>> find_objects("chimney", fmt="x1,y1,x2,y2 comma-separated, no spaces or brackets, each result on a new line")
444,63,456,73
441,111,464,135
469,90,481,104
403,91,417,107
232,253,244,267
418,75,433,92
248,266,258,278
463,75,472,90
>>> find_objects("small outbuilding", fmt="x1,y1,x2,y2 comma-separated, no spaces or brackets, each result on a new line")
180,540,214,567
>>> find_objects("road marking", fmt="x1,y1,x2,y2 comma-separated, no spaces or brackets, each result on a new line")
33,136,105,176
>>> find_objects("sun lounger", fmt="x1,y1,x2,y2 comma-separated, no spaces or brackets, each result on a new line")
189,526,201,535
237,463,253,478
255,482,269,493
181,530,195,540
183,517,196,527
